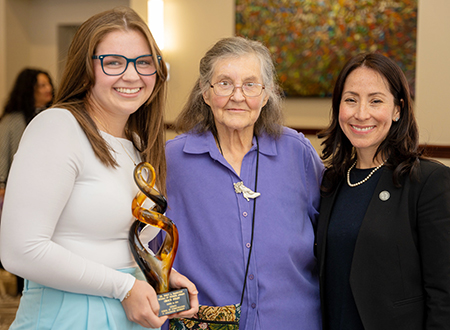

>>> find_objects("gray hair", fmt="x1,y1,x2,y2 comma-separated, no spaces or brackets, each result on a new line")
174,36,284,137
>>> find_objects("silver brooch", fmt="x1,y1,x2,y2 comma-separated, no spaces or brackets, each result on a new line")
379,190,390,201
233,181,261,201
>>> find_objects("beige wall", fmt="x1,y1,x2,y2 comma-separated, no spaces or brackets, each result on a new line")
1,0,449,164
416,0,450,146
163,0,235,123
4,0,30,94
0,0,6,111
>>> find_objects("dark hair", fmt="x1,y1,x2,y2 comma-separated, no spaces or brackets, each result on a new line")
318,52,421,192
2,68,54,123
174,36,284,138
52,6,168,194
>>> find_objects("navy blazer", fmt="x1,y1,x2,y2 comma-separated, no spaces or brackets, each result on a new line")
316,159,450,330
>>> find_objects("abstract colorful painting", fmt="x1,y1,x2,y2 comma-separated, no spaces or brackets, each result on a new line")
236,0,417,97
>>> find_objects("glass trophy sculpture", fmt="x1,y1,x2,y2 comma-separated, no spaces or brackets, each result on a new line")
129,162,189,316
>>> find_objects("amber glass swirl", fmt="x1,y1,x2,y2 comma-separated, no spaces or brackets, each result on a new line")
129,162,179,293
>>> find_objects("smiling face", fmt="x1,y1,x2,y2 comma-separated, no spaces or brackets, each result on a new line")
89,29,156,126
339,66,400,162
203,54,269,138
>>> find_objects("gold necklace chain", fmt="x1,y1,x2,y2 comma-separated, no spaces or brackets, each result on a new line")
116,139,138,166
93,115,137,166
347,160,385,187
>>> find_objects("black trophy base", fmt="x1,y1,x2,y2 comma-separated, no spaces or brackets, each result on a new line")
157,288,190,316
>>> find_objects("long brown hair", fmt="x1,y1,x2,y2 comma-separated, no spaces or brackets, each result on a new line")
174,36,284,138
318,53,421,193
52,6,168,194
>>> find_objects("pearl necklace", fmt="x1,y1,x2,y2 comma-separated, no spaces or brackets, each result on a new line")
347,160,385,187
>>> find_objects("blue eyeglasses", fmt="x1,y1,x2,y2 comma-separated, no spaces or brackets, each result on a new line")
92,54,162,76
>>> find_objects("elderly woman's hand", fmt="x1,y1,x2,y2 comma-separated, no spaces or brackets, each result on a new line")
167,269,199,319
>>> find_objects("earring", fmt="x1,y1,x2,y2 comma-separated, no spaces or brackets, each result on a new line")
394,117,399,122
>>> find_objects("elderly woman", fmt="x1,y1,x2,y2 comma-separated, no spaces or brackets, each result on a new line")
165,37,323,330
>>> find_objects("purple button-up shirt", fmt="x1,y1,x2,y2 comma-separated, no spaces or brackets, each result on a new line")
165,127,323,330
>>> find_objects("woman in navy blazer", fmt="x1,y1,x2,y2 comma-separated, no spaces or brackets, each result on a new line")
316,53,450,330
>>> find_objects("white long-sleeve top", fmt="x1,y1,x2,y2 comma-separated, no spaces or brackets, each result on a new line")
0,108,158,301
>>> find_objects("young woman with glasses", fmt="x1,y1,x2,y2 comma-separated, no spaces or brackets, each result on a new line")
0,7,198,329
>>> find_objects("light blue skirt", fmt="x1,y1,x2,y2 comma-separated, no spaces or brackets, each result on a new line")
9,268,158,330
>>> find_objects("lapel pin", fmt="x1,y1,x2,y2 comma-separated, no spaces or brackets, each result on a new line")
379,190,390,201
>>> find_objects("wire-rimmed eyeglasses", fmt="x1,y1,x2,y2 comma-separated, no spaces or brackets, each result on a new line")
92,54,162,76
209,81,265,97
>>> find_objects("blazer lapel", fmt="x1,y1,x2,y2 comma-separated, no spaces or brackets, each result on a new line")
317,180,343,277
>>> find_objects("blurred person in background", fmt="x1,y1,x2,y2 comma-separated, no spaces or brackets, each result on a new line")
0,68,54,198
0,67,53,296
